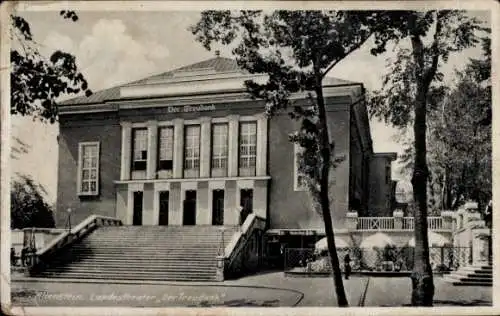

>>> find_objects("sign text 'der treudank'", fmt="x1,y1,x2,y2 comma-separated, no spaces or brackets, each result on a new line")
167,104,216,113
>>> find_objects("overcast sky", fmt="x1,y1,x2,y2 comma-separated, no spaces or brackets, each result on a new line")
10,9,491,203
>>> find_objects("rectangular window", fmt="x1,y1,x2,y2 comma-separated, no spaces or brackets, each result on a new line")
184,125,200,178
211,123,228,177
239,122,257,176
78,142,100,196
294,143,307,191
132,128,148,171
158,127,174,176
386,163,391,185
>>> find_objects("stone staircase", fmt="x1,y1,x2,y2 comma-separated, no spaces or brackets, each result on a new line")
443,262,493,286
33,225,239,281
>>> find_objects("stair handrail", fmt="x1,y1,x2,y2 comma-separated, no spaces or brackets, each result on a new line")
224,213,265,263
34,215,122,261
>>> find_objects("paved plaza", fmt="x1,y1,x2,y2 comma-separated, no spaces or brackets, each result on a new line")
10,272,492,307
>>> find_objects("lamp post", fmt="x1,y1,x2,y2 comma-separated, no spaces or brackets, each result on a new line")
66,208,72,233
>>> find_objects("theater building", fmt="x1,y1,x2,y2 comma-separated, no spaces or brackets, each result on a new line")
56,56,393,235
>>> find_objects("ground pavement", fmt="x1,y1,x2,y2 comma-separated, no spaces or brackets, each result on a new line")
9,272,492,307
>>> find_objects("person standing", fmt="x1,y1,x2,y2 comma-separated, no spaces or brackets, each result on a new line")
344,253,351,280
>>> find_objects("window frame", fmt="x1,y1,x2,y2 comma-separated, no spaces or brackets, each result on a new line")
157,126,174,173
238,121,257,175
131,128,148,171
77,141,100,196
211,123,229,176
183,125,201,177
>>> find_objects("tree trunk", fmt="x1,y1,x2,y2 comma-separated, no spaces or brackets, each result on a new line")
315,74,348,307
410,35,435,306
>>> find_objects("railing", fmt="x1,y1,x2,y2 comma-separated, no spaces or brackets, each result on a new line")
402,217,414,230
358,217,394,230
285,246,472,274
356,216,446,231
428,217,443,230
30,215,122,273
221,213,266,278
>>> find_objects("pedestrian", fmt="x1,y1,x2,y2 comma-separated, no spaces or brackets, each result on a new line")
344,253,351,280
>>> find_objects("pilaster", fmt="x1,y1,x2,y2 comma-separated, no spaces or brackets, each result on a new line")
228,115,240,177
120,122,132,180
173,119,184,178
200,117,212,178
256,113,268,176
146,120,158,179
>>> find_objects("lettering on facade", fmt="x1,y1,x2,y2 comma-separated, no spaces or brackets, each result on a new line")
167,104,216,113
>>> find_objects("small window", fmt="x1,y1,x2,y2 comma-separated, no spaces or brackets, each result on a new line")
294,143,307,191
78,142,100,196
132,128,148,171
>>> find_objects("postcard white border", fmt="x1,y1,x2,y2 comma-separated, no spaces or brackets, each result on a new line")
1,1,499,316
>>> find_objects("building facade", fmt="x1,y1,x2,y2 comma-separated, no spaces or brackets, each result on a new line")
56,57,393,233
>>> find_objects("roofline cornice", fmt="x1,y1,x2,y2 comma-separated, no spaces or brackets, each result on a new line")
58,83,363,115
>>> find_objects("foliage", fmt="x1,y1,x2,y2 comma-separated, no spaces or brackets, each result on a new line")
367,10,487,306
11,175,55,229
191,9,391,308
391,36,491,213
10,11,92,123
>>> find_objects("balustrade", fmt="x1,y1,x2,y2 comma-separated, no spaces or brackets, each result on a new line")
355,216,447,231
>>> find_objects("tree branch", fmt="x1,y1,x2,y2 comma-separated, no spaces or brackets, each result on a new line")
423,12,444,86
321,33,373,79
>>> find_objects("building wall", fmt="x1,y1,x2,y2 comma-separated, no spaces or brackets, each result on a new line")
56,94,362,230
268,96,351,230
368,156,394,217
56,114,121,226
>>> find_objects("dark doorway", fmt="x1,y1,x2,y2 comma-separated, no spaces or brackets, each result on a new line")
212,190,225,225
133,191,143,226
158,191,169,226
183,190,197,225
240,189,253,224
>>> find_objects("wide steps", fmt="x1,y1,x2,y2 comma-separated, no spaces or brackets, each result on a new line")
36,272,217,281
34,225,239,281
444,264,493,287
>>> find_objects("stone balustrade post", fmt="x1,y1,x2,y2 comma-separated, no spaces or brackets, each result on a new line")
393,209,404,230
346,211,358,230
215,255,225,281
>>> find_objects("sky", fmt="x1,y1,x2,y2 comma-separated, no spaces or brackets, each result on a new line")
10,9,491,204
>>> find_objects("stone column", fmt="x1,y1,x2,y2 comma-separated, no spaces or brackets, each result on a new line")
472,229,491,265
227,115,240,177
345,211,358,230
256,113,268,176
146,120,158,179
120,122,132,180
173,119,184,179
200,117,212,178
393,209,403,230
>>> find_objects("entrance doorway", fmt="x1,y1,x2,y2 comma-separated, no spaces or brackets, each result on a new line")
158,191,169,226
240,189,253,224
133,191,143,226
212,189,225,225
183,190,197,225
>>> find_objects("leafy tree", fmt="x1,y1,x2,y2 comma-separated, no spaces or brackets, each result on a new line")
10,10,92,124
392,37,491,215
11,175,55,229
430,37,491,213
369,10,487,305
191,10,386,307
